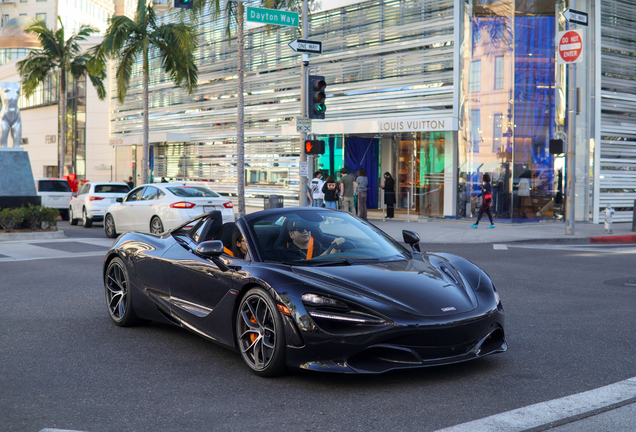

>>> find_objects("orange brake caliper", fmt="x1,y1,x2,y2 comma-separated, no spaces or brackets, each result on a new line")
250,315,258,343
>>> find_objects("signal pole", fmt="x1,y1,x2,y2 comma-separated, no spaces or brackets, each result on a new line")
299,0,309,207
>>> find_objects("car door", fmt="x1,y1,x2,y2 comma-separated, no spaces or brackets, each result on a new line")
72,183,89,218
136,186,162,232
160,227,242,346
111,187,146,232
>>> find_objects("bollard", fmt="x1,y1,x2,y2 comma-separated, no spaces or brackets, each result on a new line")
604,204,615,234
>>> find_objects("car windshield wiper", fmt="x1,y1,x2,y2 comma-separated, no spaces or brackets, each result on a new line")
308,259,354,267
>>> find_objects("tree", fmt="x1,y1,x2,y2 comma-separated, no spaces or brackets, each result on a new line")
91,0,199,184
17,18,106,178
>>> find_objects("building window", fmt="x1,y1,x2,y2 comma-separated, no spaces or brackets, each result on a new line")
470,109,481,152
36,13,46,23
493,114,503,153
2,15,9,26
19,13,27,16
469,60,481,93
494,56,504,90
20,0,27,3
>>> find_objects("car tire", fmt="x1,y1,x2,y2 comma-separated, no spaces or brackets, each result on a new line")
104,257,145,327
70,207,79,225
150,216,163,234
82,208,93,228
60,209,70,221
104,214,118,238
236,287,287,377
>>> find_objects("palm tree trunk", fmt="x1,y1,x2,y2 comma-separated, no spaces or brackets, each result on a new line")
59,71,67,178
237,2,245,218
142,42,149,185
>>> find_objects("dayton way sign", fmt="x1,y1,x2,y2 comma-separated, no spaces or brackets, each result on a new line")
557,30,583,64
246,7,299,27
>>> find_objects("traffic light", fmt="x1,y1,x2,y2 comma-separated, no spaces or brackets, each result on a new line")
305,139,325,155
174,0,193,9
307,75,326,119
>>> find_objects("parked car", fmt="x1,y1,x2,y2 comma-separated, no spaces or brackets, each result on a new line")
103,183,235,238
34,178,73,221
70,182,131,228
103,207,506,376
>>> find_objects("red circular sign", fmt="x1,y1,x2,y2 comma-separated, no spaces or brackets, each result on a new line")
559,30,582,63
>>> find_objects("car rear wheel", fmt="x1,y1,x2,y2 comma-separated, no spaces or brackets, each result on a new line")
236,287,286,377
60,209,70,221
104,214,118,238
70,207,79,225
104,257,144,327
82,208,93,228
150,216,163,234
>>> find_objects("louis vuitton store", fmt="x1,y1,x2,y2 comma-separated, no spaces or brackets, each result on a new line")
110,0,636,223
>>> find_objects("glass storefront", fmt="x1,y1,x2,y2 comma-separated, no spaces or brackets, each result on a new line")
459,0,593,222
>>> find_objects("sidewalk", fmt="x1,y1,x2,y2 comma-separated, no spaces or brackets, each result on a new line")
245,206,636,245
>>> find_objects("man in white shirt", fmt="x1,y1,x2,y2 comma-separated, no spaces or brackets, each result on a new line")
310,171,325,208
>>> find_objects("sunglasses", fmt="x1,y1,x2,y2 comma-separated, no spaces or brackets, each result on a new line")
291,225,310,233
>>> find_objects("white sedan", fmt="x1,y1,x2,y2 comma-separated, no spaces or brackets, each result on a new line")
70,182,131,228
103,183,235,238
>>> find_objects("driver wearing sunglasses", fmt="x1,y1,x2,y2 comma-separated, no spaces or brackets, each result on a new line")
282,220,344,261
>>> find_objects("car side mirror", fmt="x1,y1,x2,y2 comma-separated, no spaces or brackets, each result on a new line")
195,240,224,258
402,230,421,253
72,192,77,198
116,197,123,203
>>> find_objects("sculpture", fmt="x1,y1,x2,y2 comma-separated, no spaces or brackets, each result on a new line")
0,82,22,148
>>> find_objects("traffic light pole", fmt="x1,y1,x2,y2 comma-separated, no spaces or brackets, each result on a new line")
299,0,309,207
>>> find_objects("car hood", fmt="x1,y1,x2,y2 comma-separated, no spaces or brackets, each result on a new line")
291,255,478,317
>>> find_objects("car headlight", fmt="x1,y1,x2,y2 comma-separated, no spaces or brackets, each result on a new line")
301,292,393,335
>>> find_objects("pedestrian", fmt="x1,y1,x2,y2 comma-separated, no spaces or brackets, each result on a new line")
126,176,134,189
322,175,339,209
161,177,168,183
310,171,325,208
471,173,495,229
355,167,368,220
381,172,396,218
338,167,355,214
305,184,313,207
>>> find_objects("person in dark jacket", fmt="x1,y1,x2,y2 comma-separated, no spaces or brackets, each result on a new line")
381,172,396,218
322,175,339,209
471,173,495,229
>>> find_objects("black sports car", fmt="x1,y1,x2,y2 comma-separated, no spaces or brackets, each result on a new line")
103,207,507,376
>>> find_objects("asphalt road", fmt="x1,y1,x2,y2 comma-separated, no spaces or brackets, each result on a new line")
1,224,636,432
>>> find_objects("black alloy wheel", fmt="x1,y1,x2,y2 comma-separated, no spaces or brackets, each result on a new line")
104,257,144,326
104,214,118,238
69,207,79,225
150,216,164,234
236,288,286,377
60,209,70,221
82,208,93,228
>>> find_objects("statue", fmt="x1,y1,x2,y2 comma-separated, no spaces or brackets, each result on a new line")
0,82,22,148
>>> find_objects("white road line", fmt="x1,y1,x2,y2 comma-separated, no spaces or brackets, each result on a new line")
40,429,89,432
493,244,508,250
434,377,636,432
0,251,107,262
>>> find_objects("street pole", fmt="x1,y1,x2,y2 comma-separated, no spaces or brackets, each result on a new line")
565,25,576,235
299,0,308,207
237,1,246,218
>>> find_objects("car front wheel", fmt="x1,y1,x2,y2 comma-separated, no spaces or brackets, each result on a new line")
104,214,118,238
104,257,145,327
150,216,163,234
236,287,287,377
82,208,93,228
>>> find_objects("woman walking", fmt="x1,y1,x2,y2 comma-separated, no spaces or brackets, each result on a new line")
355,168,368,219
322,175,339,209
381,172,396,218
471,173,495,229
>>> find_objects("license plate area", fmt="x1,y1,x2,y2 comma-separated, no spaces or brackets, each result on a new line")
204,206,216,212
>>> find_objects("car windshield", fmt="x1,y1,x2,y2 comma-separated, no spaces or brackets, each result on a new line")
95,185,130,193
167,186,220,198
38,180,71,192
247,210,410,265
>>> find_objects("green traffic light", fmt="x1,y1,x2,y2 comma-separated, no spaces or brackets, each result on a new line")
316,104,326,114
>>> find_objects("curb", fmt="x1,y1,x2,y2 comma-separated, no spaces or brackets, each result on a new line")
508,234,636,246
589,234,636,244
0,230,66,242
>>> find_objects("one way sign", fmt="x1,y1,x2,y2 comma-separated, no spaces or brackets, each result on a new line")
288,39,322,54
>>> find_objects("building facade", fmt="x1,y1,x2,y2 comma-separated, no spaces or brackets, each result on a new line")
110,0,636,223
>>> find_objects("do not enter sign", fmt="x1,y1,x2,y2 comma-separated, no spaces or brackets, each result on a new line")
557,30,583,64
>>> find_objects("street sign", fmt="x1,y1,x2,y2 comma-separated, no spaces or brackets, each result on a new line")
299,161,309,177
557,30,583,64
288,39,323,54
295,117,312,133
562,8,588,26
246,7,299,27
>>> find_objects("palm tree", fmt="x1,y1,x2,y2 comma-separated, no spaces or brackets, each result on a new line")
92,0,199,185
17,18,106,178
